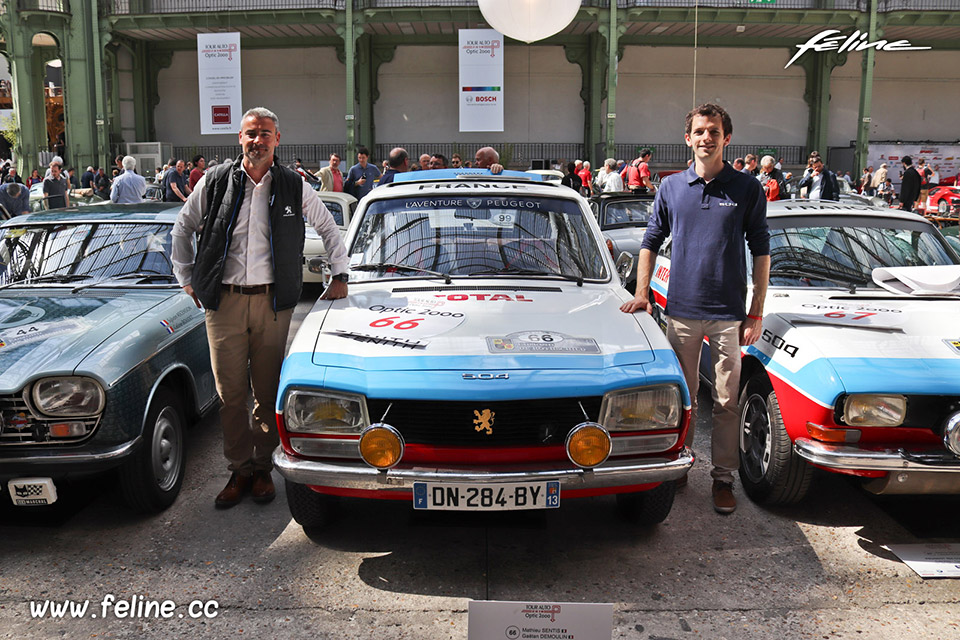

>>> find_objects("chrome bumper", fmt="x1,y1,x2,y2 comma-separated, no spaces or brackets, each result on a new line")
273,447,694,490
795,438,960,473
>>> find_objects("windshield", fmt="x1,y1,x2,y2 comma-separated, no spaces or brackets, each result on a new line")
767,219,959,288
307,202,345,235
602,199,654,228
348,195,607,281
0,222,175,285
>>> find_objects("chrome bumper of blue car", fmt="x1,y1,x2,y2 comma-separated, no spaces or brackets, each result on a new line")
273,446,694,490
795,438,960,472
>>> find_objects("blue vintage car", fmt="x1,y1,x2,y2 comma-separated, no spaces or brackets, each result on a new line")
0,205,218,512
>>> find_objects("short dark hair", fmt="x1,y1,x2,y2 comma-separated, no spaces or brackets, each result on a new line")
7,182,21,197
357,146,370,157
902,155,913,166
431,153,449,168
685,103,733,137
192,154,204,165
639,148,652,159
388,148,409,169
330,152,341,160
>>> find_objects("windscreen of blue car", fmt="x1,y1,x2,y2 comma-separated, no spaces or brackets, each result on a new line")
766,219,959,288
349,195,606,281
0,222,175,285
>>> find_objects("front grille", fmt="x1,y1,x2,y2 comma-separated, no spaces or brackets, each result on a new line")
367,397,603,447
0,393,100,445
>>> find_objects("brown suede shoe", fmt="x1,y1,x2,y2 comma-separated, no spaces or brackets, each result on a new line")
250,470,276,504
215,472,252,508
712,480,736,514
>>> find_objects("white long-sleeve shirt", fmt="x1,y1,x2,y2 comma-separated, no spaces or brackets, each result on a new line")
171,164,349,288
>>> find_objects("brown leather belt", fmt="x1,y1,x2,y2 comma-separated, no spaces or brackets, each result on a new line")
222,284,273,295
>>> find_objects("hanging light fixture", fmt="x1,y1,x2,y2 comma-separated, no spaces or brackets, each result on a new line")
478,0,581,44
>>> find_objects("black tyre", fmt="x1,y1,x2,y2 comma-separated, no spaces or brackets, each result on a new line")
615,481,676,524
119,387,186,513
285,480,338,529
737,373,812,505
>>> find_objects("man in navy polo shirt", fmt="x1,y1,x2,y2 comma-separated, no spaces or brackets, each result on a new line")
620,103,770,515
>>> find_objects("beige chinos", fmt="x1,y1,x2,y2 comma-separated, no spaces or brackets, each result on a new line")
667,316,741,483
205,289,293,473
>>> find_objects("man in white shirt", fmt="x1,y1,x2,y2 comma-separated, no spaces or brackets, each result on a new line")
171,107,349,508
597,158,624,192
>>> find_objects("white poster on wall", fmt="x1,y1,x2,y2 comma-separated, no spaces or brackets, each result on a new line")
459,29,504,132
197,32,242,135
868,143,960,189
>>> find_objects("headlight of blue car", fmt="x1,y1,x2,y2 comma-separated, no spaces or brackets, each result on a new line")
32,377,106,417
284,389,369,434
843,394,906,427
599,385,682,431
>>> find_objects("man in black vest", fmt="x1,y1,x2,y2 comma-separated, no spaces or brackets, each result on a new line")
171,107,350,508
898,156,922,212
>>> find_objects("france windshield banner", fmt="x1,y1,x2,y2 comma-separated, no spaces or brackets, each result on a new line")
197,32,242,135
459,29,504,132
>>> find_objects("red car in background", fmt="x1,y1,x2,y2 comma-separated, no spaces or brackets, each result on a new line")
926,185,960,216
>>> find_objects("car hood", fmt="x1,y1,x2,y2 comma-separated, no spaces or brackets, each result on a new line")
603,228,645,254
765,288,960,396
297,282,655,370
0,290,167,391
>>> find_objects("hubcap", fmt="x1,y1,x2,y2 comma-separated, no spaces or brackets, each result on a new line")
152,406,182,492
740,392,773,483
940,200,948,214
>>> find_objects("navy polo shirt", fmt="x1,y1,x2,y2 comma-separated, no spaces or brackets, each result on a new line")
641,162,769,321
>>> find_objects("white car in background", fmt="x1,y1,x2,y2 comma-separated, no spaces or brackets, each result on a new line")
304,190,357,284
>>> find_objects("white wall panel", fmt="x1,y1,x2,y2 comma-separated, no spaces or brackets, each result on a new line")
374,45,582,143
829,50,960,146
616,47,808,147
155,47,346,147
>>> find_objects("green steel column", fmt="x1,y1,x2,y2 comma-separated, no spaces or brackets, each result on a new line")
61,0,106,170
356,33,373,154
801,51,844,156
5,28,45,173
853,1,879,175
604,0,618,163
342,1,356,162
589,33,604,164
131,41,152,142
93,10,111,168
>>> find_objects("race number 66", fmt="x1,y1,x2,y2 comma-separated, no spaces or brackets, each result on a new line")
369,316,424,330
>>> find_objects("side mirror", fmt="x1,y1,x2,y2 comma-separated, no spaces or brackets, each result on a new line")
615,251,634,288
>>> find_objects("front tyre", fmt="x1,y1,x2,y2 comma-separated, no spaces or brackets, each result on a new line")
119,387,186,513
737,373,812,505
615,481,676,524
285,480,339,529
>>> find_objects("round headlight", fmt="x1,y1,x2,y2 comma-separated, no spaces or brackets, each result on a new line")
359,423,404,469
944,412,960,457
32,377,105,417
566,422,611,468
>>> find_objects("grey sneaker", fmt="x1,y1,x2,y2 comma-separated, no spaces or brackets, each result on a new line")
712,480,736,514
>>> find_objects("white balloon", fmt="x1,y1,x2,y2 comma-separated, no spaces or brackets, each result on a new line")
478,0,581,44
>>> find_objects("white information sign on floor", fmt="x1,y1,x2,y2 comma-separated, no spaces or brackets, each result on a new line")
468,600,612,640
887,543,960,578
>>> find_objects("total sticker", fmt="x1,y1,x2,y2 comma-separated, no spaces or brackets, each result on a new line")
945,339,960,355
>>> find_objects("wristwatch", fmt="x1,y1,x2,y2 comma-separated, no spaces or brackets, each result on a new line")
331,273,349,283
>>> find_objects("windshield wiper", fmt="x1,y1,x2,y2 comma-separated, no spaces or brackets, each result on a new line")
769,268,867,293
469,267,584,287
351,262,452,284
0,273,90,290
71,272,178,293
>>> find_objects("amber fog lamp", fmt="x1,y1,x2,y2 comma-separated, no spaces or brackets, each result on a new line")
359,424,404,469
566,422,611,468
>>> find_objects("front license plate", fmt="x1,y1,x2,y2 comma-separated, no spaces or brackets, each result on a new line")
7,477,58,506
412,481,560,511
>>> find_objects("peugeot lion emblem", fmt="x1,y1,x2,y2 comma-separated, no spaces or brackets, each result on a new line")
473,409,495,435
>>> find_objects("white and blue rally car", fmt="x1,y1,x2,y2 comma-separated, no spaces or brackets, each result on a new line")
650,200,960,504
274,169,694,528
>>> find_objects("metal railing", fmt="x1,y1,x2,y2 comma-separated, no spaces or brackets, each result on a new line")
374,142,588,169
17,0,70,12
602,143,806,166
171,143,346,167
106,0,340,14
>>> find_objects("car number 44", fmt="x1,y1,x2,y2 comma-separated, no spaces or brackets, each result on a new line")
413,481,560,511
